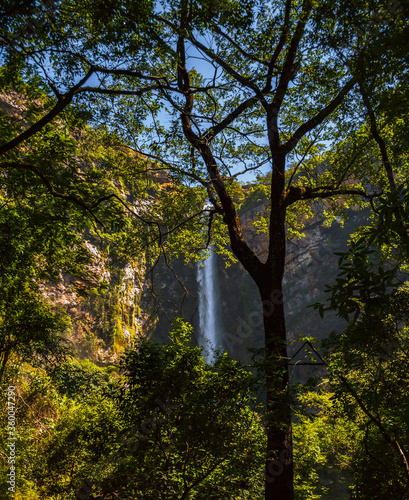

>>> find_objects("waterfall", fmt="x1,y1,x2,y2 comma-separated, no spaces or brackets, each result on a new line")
197,246,222,363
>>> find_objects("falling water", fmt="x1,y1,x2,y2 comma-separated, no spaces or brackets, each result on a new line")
197,246,222,363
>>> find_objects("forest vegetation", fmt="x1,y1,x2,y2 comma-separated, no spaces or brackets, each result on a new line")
1,0,409,498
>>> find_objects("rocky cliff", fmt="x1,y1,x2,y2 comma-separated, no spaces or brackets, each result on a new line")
1,90,367,365
152,195,368,365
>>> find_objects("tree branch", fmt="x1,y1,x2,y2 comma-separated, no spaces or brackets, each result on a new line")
186,32,265,100
270,0,312,110
203,96,258,142
282,76,358,154
92,65,171,82
262,0,292,94
175,28,263,283
0,68,95,156
338,372,409,480
358,79,396,192
76,85,168,97
210,24,269,66
0,161,106,225
284,184,382,207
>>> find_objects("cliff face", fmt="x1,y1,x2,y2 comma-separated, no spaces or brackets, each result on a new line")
39,239,153,364
22,187,365,364
47,192,365,366
1,91,367,363
152,201,368,364
0,91,155,363
219,206,367,362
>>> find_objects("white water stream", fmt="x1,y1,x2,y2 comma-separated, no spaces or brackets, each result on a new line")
197,246,222,363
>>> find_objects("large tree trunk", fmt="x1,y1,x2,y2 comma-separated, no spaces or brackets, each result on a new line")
260,282,293,500
177,28,294,492
260,151,293,500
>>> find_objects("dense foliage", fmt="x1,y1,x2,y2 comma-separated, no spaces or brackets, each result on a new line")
1,0,409,498
1,321,266,499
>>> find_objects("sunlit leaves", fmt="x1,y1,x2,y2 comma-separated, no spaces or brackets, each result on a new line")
29,321,265,499
321,283,409,497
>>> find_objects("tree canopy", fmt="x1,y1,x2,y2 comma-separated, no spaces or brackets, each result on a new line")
1,1,409,499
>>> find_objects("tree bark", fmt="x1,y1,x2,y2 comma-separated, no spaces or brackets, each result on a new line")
259,152,293,500
260,282,293,500
175,25,294,499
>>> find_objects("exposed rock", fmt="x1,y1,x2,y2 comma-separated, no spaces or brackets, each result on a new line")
152,198,369,366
